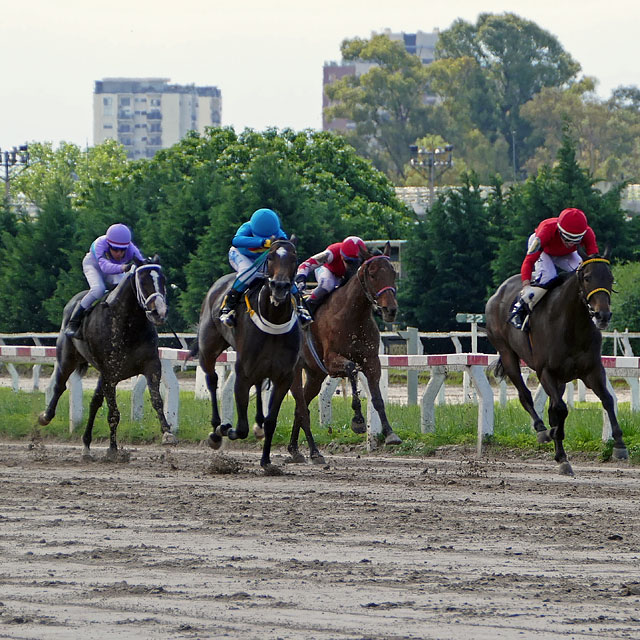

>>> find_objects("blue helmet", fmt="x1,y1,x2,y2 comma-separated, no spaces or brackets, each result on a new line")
249,208,280,237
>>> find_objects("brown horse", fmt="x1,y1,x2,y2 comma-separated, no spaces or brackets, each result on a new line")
194,239,301,471
485,255,628,475
287,242,401,463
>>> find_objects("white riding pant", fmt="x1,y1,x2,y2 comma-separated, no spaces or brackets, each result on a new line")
228,247,267,289
79,254,125,309
530,242,582,286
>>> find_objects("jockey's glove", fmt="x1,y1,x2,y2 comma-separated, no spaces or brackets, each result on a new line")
294,274,307,290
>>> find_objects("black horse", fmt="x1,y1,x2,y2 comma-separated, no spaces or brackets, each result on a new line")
195,239,302,471
485,255,628,475
287,242,400,464
39,258,177,459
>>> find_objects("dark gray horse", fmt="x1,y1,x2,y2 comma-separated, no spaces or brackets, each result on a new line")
485,255,628,475
287,242,401,464
39,258,176,459
195,239,302,471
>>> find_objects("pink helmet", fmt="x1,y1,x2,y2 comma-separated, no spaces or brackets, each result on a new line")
557,208,588,244
106,223,132,249
340,236,366,260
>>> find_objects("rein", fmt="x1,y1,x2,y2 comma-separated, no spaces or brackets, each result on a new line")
134,264,166,311
357,255,397,309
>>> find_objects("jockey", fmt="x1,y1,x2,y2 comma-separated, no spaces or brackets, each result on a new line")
219,208,312,328
65,223,144,338
295,236,367,315
509,208,598,330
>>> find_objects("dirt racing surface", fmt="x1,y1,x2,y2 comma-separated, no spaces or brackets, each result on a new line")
1,440,640,640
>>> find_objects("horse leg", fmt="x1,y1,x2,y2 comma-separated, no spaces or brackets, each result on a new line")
103,383,121,462
253,383,266,440
81,377,105,460
144,364,178,445
539,371,572,475
583,368,629,460
226,374,251,442
38,360,77,426
498,350,550,442
344,361,367,435
361,359,401,445
288,364,325,464
260,377,293,471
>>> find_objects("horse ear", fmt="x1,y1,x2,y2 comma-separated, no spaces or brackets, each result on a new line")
152,253,161,264
603,246,610,260
133,256,144,267
383,241,391,257
359,244,371,261
289,234,298,248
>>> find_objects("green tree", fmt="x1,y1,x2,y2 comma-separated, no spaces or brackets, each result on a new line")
400,175,493,330
436,13,581,174
324,34,433,180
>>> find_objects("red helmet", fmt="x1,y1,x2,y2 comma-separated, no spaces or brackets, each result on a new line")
340,236,366,260
557,208,588,244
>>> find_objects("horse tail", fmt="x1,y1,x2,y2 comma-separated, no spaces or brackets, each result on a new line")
188,335,199,359
488,357,506,381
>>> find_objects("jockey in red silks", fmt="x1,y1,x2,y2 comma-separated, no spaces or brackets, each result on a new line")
65,223,145,338
295,236,367,315
509,208,599,330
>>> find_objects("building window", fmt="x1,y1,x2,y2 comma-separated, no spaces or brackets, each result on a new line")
150,97,161,107
119,97,131,106
103,123,113,129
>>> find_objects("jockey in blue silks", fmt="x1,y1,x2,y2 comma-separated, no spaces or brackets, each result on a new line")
219,208,312,328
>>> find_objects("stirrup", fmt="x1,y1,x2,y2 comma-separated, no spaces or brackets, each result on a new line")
219,308,236,327
297,307,313,328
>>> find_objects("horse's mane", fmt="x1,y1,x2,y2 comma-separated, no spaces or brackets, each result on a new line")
105,270,135,306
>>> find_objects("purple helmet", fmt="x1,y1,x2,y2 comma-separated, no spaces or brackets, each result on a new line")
106,223,131,249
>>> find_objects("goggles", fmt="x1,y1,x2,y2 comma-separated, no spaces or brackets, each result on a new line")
108,244,127,252
557,225,585,245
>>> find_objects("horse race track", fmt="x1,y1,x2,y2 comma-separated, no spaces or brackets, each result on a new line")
1,440,640,639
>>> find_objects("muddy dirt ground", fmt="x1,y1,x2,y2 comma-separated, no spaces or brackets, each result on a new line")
1,439,640,640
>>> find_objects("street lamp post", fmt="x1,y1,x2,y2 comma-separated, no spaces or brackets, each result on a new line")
0,144,30,201
409,144,454,208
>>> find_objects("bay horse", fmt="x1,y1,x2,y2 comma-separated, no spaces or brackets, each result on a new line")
485,255,628,475
38,258,177,459
287,242,401,464
195,238,302,471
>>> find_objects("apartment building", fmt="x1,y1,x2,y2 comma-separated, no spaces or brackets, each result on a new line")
323,30,438,132
93,78,222,159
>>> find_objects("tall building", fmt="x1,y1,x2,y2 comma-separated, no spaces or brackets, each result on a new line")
93,78,222,159
323,30,438,132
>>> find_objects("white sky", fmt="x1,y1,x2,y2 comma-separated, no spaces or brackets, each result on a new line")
1,0,638,153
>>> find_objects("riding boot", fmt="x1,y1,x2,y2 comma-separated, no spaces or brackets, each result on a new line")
305,297,321,318
219,288,242,327
508,298,529,331
295,295,313,328
64,304,87,338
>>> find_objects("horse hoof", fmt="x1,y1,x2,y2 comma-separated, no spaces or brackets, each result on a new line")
253,424,265,440
262,463,284,476
81,448,94,461
311,454,326,465
536,430,552,444
104,448,119,463
219,423,232,437
162,432,178,446
37,412,51,426
613,447,629,460
208,432,223,450
558,461,574,476
351,419,366,434
385,433,402,445
286,451,306,464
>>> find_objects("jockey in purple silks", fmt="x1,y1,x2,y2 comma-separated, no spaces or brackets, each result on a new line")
65,223,145,338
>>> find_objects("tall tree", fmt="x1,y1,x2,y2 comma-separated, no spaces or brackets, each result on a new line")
436,13,581,175
324,34,433,180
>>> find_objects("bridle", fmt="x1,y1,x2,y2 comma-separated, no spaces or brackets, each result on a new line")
133,264,167,314
576,257,612,317
356,255,397,312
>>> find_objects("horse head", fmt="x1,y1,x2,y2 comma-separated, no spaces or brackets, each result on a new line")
576,255,614,330
133,255,168,325
357,241,398,323
266,238,298,306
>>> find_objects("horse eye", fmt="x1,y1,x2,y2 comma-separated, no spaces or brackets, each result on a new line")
584,275,591,283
